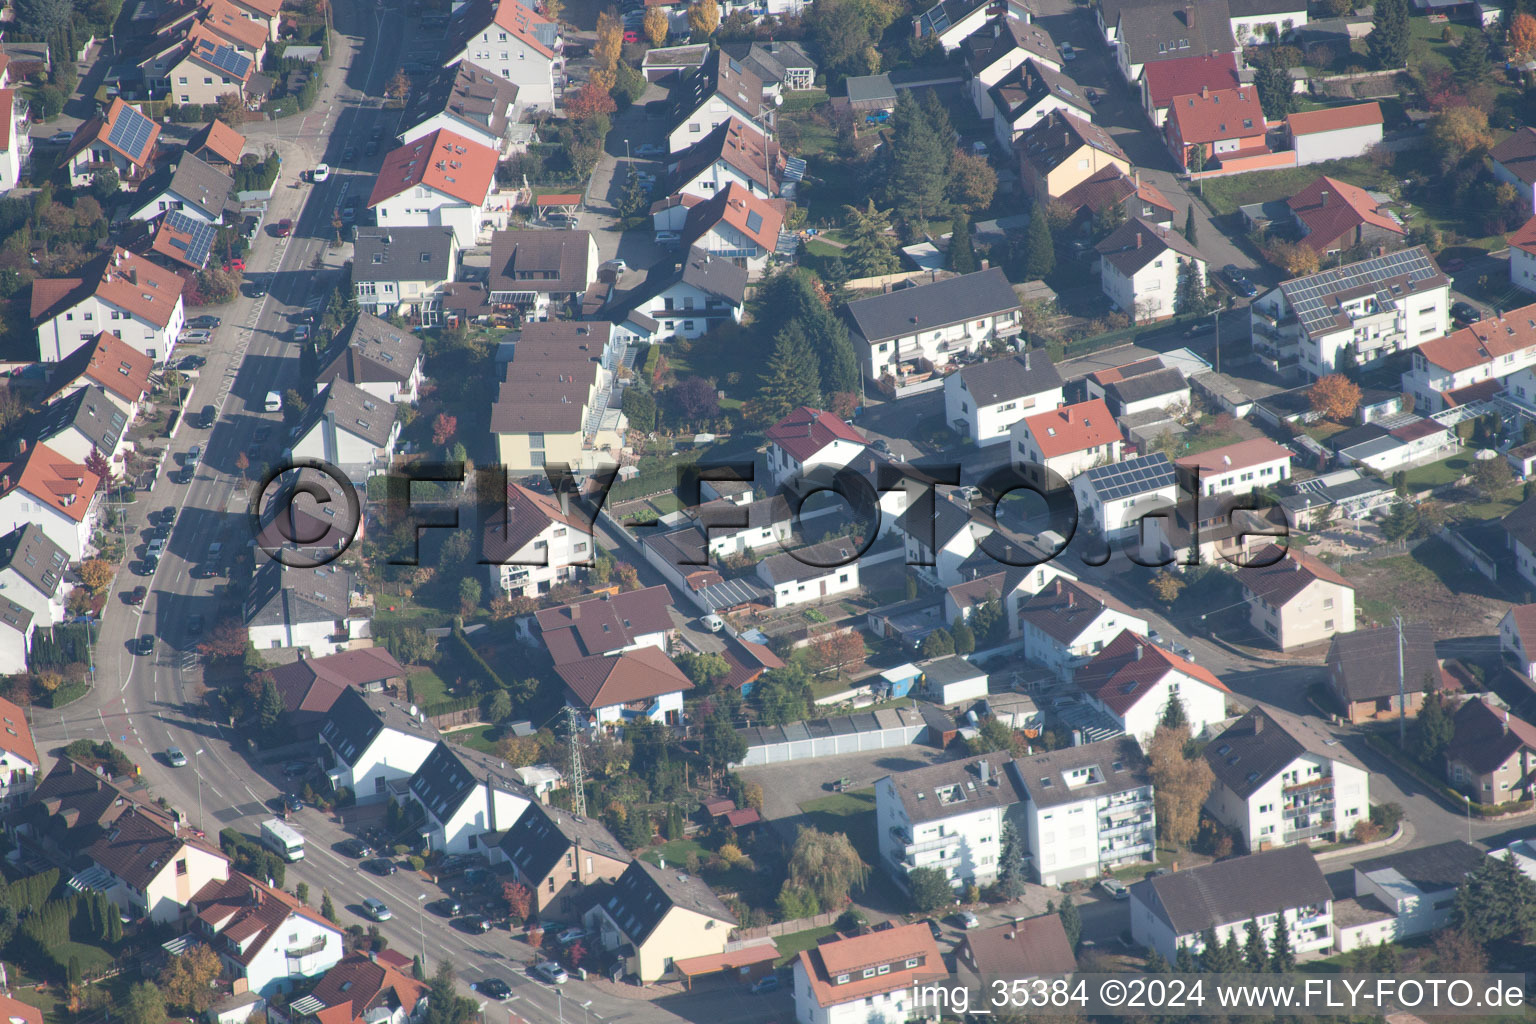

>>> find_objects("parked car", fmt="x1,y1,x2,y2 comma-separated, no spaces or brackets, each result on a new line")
602,258,628,274
435,897,463,916
475,980,512,1001
457,916,493,933
364,858,398,876
187,315,221,329
1059,41,1076,60
361,898,392,922
958,911,981,928
864,110,890,125
199,404,216,428
365,139,379,156
1222,264,1258,298
341,200,357,224
1451,301,1482,323
1087,88,1101,104
338,838,373,858
47,130,74,144
253,424,272,444
127,586,148,606
622,30,638,41
166,746,188,767
343,146,357,162
294,324,311,343
556,926,586,945
146,537,167,558
178,355,206,371
655,230,682,245
283,760,312,777
180,330,214,344
186,614,203,637
141,554,159,575
275,219,293,237
311,164,331,182
134,634,156,655
532,962,568,985
633,142,664,157
1099,877,1130,900
749,976,780,995
223,258,245,273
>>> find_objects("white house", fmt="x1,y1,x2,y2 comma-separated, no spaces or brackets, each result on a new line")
1072,453,1180,538
32,247,186,364
1095,216,1207,323
366,129,505,248
442,0,561,111
1086,358,1190,420
1011,399,1124,484
0,601,32,678
1334,841,1485,953
844,268,1023,385
990,59,1093,150
315,313,426,406
793,923,943,1024
306,953,428,1024
189,873,343,995
607,248,748,342
0,524,68,628
1010,737,1156,884
875,753,1025,889
244,562,369,656
1402,301,1536,413
1018,578,1148,675
0,693,36,807
581,860,736,984
914,655,989,705
1236,544,1357,651
60,99,159,189
320,687,443,803
1175,437,1293,499
757,538,860,608
288,379,400,484
664,117,783,202
765,405,868,490
40,330,154,419
0,88,30,197
895,490,995,588
1488,126,1536,217
915,0,1033,51
7,384,130,478
1129,845,1335,961
486,229,599,321
484,482,593,598
945,564,1077,639
1202,706,1370,853
1225,0,1308,44
1284,103,1384,166
1499,603,1536,680
397,62,521,156
690,494,792,559
351,227,459,324
0,441,103,562
1073,630,1230,745
1512,217,1536,296
944,351,1065,447
126,152,234,226
407,742,531,855
83,805,232,924
538,587,690,727
964,15,1063,122
677,182,784,278
666,50,772,155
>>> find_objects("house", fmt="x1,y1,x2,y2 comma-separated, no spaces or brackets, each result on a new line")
0,693,37,807
1175,437,1293,499
582,859,737,984
496,801,630,921
1114,0,1237,84
895,491,994,587
304,952,427,1024
244,562,369,656
845,73,897,115
150,210,220,271
351,227,459,322
965,16,1063,122
719,40,816,95
641,44,709,83
875,753,1025,889
1443,697,1536,804
943,350,1065,446
1510,217,1536,295
1129,845,1334,961
1010,399,1124,483
406,742,531,854
1403,301,1536,412
1202,705,1370,852
1498,603,1536,679
486,229,599,319
1072,453,1180,537
667,50,771,155
483,481,593,598
607,248,748,343
1163,85,1266,171
765,405,868,490
367,129,501,247
991,61,1095,152
490,321,625,474
915,0,1033,51
442,0,561,111
676,182,784,278
1326,622,1443,724
267,647,405,736
957,914,1077,980
128,153,233,227
0,441,103,561
915,655,989,704
60,98,160,189
1057,168,1177,232
945,565,1076,639
1337,841,1485,952
1016,111,1131,205
185,118,245,169
1329,414,1456,472
1087,359,1190,420
1252,246,1449,381
664,117,784,201
84,805,232,924
1236,544,1354,650
1012,737,1155,883
0,597,31,676
1096,216,1208,322
1284,103,1383,165
188,873,343,995
844,267,1023,384
4,385,129,476
556,645,695,727
1139,52,1241,127
32,247,187,364
0,88,30,196
319,687,442,802
688,494,792,559
757,538,861,608
1018,578,1148,674
287,378,400,484
1075,629,1230,743
315,313,427,406
14,754,149,858
0,524,68,628
1224,0,1308,43
0,994,41,1024
397,62,520,157
163,27,259,106
1488,126,1536,215
537,587,687,725
792,923,944,1024
1286,175,1405,257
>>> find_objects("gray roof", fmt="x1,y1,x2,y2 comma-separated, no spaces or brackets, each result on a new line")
895,491,975,549
499,802,629,886
611,248,747,322
601,858,736,946
1116,0,1236,65
1204,705,1365,799
398,61,517,143
921,655,987,686
0,523,68,601
758,537,859,585
883,752,1025,824
352,226,456,285
409,741,528,824
671,49,766,123
1354,840,1485,894
1010,736,1148,809
488,229,596,297
246,561,359,630
1278,246,1447,341
965,16,1062,73
320,687,440,766
0,595,32,637
155,152,234,220
1129,845,1332,936
991,59,1091,122
318,311,426,388
294,377,398,448
1018,110,1129,175
1096,217,1205,277
845,268,1019,345
1104,367,1189,410
1327,622,1439,703
845,73,896,105
5,384,127,456
719,40,815,86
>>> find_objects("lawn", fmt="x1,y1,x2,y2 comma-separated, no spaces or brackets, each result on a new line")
773,924,837,966
799,789,878,867
641,838,709,868
1403,453,1472,490
442,723,500,754
1197,156,1398,217
406,667,451,707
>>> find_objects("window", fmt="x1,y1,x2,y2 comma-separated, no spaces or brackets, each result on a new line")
176,859,188,876
1323,598,1334,609
862,969,876,979
836,974,850,984
905,958,919,969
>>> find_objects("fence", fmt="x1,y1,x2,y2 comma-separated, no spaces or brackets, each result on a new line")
735,910,840,940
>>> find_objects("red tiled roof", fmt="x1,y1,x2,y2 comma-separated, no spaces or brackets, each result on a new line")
192,872,339,966
368,128,497,208
1167,85,1265,145
1175,437,1293,474
555,646,695,711
184,24,255,82
0,994,43,1024
0,694,38,766
1057,167,1175,220
0,442,102,523
1287,175,1403,254
151,214,212,269
673,943,777,977
494,0,556,58
202,0,268,51
312,953,427,1024
0,90,13,152
1285,102,1382,136
190,118,246,165
1506,603,1536,653
268,648,405,715
1019,399,1120,459
96,99,162,166
766,406,867,463
682,182,784,252
1074,629,1229,716
53,331,154,406
1510,216,1536,258
799,924,944,1008
1141,53,1240,110
1417,302,1536,373
229,0,280,18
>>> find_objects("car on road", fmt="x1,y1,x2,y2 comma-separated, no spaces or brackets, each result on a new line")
187,315,221,329
1451,301,1482,323
186,614,203,637
127,586,147,606
187,443,202,465
166,746,188,767
343,146,357,163
253,424,272,444
134,634,156,655
475,980,512,1001
198,404,216,428
337,838,373,858
275,219,293,238
361,898,392,922
249,278,267,297
864,110,890,125
434,898,463,916
294,324,311,343
284,793,303,813
311,164,331,182
1059,41,1076,59
363,858,398,876
283,760,312,777
1222,264,1258,298
749,976,780,995
532,962,568,985
341,200,357,224
633,142,664,157
365,139,379,156
1099,877,1131,900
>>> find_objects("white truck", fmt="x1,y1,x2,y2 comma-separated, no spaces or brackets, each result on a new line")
259,818,305,861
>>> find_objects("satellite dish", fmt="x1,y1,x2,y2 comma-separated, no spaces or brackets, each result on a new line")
773,93,783,106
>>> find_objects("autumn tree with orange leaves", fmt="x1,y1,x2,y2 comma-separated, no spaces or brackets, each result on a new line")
1309,373,1362,422
1509,12,1536,60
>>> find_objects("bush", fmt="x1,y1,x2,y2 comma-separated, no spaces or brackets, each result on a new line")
407,855,426,871
1369,802,1403,833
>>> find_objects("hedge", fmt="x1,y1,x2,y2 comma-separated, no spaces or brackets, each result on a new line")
41,678,90,708
264,96,299,119
29,622,97,668
420,695,479,718
448,623,505,691
609,448,706,504
1363,731,1534,817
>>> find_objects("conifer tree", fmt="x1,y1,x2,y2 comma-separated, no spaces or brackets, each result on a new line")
758,323,822,423
1023,211,1055,280
1244,919,1268,971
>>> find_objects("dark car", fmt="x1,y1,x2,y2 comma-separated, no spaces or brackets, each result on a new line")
365,139,379,156
475,979,512,1001
363,858,399,876
161,506,178,526
187,315,221,329
134,634,156,655
178,355,206,371
199,404,217,428
1222,264,1258,298
455,916,493,934
192,563,222,579
433,898,463,916
127,586,148,606
749,976,780,995
1451,301,1482,323
284,793,303,812
338,838,373,858
249,279,267,297
140,554,159,575
283,760,312,777
187,614,203,637
253,424,272,445
343,146,357,163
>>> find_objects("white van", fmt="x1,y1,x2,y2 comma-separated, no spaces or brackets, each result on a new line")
264,391,282,413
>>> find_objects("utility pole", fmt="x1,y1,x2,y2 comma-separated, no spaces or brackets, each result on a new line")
1395,614,1406,749
1212,308,1220,375
566,705,587,818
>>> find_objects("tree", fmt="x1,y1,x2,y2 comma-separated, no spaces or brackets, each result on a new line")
1451,28,1491,88
1379,501,1420,542
643,5,668,45
966,716,1014,755
1427,106,1496,168
755,664,812,724
920,628,955,659
677,651,730,687
1146,723,1214,849
1452,849,1536,942
1511,12,1536,59
85,447,111,488
1023,210,1055,280
566,81,617,120
949,212,977,274
159,944,221,1014
1184,205,1198,247
622,386,656,433
1161,688,1188,731
1243,919,1268,971
484,690,512,723
1251,52,1296,119
124,982,167,1024
888,91,949,231
257,677,285,733
1175,261,1214,316
757,322,822,423
504,882,532,921
950,620,975,655
906,866,953,912
1368,0,1410,68
1431,926,1489,973
1058,895,1082,948
1269,912,1295,972
79,559,114,595
1149,571,1185,605
422,962,477,1024
386,71,412,103
1471,455,1512,496
700,719,747,775
807,0,886,79
543,0,563,22
788,826,868,908
948,150,996,212
687,0,719,36
672,376,720,422
321,890,337,922
619,808,652,848
594,10,624,74
1267,239,1319,277
432,413,457,446
841,200,900,276
1309,373,1362,421
13,0,72,41
997,822,1027,901
813,631,866,678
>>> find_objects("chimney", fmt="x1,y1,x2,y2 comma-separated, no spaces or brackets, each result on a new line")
1253,714,1263,734
1136,231,1143,249
1135,645,1143,660
1023,351,1031,371
659,855,666,869
1319,190,1329,207
14,439,25,455
1201,84,1209,98
1504,707,1510,734
1185,3,1194,25
1064,405,1074,423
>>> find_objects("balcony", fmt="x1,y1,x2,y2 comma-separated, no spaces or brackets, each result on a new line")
1102,840,1154,860
1100,814,1153,838
903,832,964,858
1282,797,1334,819
1282,776,1333,794
1283,820,1336,843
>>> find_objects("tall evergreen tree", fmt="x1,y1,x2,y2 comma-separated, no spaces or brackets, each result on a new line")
1415,684,1455,764
1269,912,1295,972
996,822,1028,901
841,201,899,276
1023,211,1055,280
257,678,285,733
1369,0,1410,68
822,332,861,399
1243,919,1268,971
949,212,977,273
1161,688,1188,730
1058,894,1082,948
1184,204,1198,246
1144,947,1171,973
1222,933,1243,973
1175,942,1198,973
1451,28,1492,87
1453,851,1536,942
888,92,949,232
1251,53,1296,119
758,323,822,422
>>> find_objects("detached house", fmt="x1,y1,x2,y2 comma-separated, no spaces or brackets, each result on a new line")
1139,52,1241,127
1058,168,1177,232
1403,302,1536,412
1237,544,1355,650
316,312,426,405
584,859,736,984
663,117,785,201
0,441,103,561
40,331,153,418
268,647,405,737
915,0,1033,51
351,227,459,323
1444,697,1536,804
793,923,945,1024
486,228,599,319
1113,0,1237,84
406,742,531,854
1074,630,1230,744
1286,175,1405,257
1326,622,1443,724
186,118,245,169
1017,110,1130,205
442,0,561,110
1488,126,1536,216
497,801,630,921
0,88,30,196
608,248,748,342
957,915,1077,980
538,586,690,726
490,321,625,473
188,873,343,995
288,378,400,484
244,562,369,656
0,694,37,808
32,247,186,364
667,50,771,154
757,538,861,608
1163,85,1266,171
1011,737,1156,884
1202,705,1370,852
965,16,1064,121
765,405,868,490
1175,437,1293,499
0,524,68,628
320,687,442,802
1096,216,1207,322
84,805,232,924
1284,103,1384,166
719,40,816,95
304,952,427,1024
398,62,521,157
61,98,159,189
367,129,502,247
1338,841,1486,952
1499,603,1536,679
1011,398,1124,483
1072,453,1180,537
483,482,593,598
1018,578,1148,674
990,59,1094,151
944,350,1065,446
677,182,784,278
843,267,1023,385
150,210,219,271
5,384,129,476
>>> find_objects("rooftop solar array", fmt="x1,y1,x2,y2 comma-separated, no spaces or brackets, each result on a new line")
107,103,156,159
1081,453,1176,502
202,41,252,78
1278,246,1439,340
164,210,216,267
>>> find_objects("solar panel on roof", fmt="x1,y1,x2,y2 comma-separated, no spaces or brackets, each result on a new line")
107,103,156,159
1085,455,1176,502
164,210,216,266
745,210,763,233
204,42,252,78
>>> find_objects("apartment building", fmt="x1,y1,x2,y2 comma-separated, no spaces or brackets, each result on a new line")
1236,544,1356,650
942,350,1065,446
843,268,1023,385
875,753,1025,890
1403,302,1536,413
1010,737,1156,885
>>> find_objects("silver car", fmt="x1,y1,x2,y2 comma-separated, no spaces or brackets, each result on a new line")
362,898,392,921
